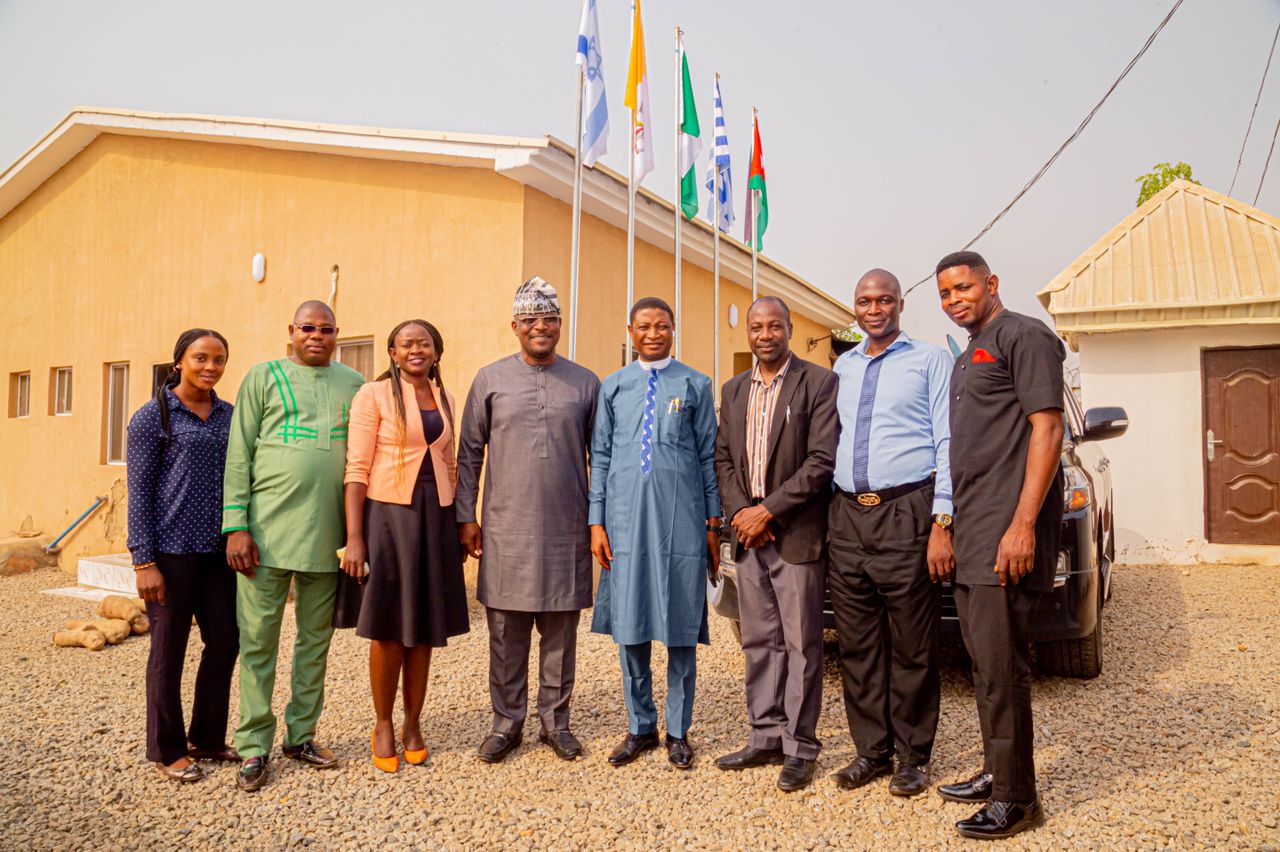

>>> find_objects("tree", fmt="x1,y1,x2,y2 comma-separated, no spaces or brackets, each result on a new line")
1135,162,1199,207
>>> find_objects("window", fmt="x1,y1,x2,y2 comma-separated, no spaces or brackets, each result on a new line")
51,367,72,415
105,363,129,465
8,372,30,418
337,337,375,380
152,363,172,395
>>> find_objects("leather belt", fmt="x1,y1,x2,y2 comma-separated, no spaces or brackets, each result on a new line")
837,476,932,508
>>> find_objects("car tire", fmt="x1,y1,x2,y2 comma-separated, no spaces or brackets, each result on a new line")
1036,575,1103,679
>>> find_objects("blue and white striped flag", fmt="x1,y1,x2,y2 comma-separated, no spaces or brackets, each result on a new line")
704,77,734,232
575,0,609,168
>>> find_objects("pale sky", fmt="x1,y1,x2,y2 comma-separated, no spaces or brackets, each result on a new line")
3,0,1280,348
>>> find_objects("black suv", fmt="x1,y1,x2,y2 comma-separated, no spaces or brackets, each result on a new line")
710,392,1129,679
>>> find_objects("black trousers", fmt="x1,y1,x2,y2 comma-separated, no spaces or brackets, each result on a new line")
953,582,1041,802
145,552,239,764
827,486,940,765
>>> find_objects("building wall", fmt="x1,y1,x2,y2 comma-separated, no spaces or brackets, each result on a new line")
0,135,843,572
1076,324,1280,564
0,133,527,570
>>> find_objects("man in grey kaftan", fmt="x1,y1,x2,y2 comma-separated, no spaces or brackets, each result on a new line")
456,277,601,763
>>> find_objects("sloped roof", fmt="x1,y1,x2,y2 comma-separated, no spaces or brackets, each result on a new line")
1037,180,1280,345
0,108,853,328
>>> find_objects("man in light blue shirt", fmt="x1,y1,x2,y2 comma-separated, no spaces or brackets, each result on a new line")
828,268,955,799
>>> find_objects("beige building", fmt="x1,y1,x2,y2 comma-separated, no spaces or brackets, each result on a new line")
0,107,853,573
1038,180,1280,565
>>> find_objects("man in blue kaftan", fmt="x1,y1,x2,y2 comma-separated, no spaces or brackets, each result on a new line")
589,297,722,771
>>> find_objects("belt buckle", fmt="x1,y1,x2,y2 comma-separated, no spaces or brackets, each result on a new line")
855,492,881,507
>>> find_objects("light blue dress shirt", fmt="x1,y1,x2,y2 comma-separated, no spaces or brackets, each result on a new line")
833,331,954,516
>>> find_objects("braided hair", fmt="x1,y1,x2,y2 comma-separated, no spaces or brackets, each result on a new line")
156,328,229,442
376,320,455,481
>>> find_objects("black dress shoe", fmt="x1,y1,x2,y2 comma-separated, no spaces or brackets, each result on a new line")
889,763,929,797
477,732,522,764
281,741,338,769
538,729,584,761
777,756,818,792
665,735,693,770
607,732,659,766
938,771,994,803
236,756,269,792
831,755,893,790
188,744,241,763
955,799,1044,840
715,745,786,770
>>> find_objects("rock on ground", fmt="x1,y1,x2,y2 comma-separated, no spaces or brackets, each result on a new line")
1,564,1277,850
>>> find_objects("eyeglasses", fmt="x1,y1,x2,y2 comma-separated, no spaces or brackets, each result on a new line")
297,325,337,335
515,316,562,329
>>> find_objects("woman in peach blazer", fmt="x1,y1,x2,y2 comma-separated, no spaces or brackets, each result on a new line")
335,319,469,773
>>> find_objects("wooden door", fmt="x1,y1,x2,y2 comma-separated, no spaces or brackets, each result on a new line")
1202,346,1280,544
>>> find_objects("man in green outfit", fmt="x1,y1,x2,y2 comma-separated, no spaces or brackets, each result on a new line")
222,300,365,791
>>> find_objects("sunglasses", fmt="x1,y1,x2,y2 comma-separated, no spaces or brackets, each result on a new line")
297,325,337,335
515,316,561,329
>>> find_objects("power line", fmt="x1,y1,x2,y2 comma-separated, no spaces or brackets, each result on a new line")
1254,110,1280,204
1229,20,1280,198
904,0,1186,296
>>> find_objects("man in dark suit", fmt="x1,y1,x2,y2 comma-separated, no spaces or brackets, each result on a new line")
713,296,838,792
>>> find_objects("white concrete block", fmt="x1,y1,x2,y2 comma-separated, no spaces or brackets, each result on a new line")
76,553,136,593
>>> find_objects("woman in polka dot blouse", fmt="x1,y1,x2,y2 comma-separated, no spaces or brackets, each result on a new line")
126,329,240,783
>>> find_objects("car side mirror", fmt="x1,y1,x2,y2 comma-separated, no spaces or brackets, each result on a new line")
1083,406,1128,442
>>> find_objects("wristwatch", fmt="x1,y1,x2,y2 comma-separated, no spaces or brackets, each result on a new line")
932,513,954,530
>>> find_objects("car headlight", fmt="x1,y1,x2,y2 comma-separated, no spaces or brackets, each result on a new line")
1063,464,1092,512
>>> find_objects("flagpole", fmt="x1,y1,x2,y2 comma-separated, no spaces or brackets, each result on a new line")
626,108,636,364
673,27,683,360
569,46,585,362
751,107,759,303
712,72,721,396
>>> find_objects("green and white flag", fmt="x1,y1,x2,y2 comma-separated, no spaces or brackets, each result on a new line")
678,49,702,220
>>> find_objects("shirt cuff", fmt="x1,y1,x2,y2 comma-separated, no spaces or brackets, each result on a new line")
704,497,722,520
931,495,954,516
128,545,155,566
222,504,248,534
588,503,605,526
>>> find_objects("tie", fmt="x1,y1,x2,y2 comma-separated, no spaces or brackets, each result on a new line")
640,368,659,476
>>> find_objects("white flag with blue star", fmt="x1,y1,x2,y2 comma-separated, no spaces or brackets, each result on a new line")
575,0,609,168
704,77,734,232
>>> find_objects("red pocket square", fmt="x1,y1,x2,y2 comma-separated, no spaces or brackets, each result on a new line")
971,348,996,364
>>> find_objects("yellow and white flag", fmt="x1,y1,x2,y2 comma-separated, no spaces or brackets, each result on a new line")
624,0,654,187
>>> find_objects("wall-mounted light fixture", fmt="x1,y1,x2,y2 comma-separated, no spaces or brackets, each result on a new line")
252,252,266,283
728,304,739,328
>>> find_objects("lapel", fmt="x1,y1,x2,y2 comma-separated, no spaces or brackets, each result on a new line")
764,358,804,464
397,378,428,448
731,374,752,480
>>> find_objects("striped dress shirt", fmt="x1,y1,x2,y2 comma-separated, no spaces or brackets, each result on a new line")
745,354,793,499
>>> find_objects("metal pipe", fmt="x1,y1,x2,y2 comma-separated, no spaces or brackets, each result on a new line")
712,73,721,396
569,40,585,361
673,26,683,360
45,496,107,554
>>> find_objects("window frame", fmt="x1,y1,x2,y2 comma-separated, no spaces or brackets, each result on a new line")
9,371,31,418
336,336,376,381
104,362,129,465
51,367,73,416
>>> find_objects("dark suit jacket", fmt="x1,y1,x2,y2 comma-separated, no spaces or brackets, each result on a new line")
714,355,839,565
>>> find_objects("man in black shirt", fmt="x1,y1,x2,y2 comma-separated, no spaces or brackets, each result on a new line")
934,251,1064,840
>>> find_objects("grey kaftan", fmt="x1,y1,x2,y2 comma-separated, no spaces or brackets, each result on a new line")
456,353,600,612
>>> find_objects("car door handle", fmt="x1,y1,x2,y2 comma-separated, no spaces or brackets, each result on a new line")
1206,429,1224,462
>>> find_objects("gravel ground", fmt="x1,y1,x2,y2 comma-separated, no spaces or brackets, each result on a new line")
2,563,1277,851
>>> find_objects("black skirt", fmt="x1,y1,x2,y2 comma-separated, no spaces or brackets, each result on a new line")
334,461,469,647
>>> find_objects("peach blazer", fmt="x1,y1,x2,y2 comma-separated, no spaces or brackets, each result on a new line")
344,378,458,507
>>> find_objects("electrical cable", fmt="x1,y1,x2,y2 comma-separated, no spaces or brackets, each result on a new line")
1253,110,1280,205
903,0,1186,296
1228,20,1280,197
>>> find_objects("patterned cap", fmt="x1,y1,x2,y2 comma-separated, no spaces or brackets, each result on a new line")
512,276,561,317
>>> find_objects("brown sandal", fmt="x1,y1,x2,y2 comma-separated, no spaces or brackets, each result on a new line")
155,761,204,783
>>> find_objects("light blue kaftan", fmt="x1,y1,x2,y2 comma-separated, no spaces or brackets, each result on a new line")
589,359,721,647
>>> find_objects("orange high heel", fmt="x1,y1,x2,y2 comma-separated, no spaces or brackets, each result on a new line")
371,731,399,774
402,729,428,766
